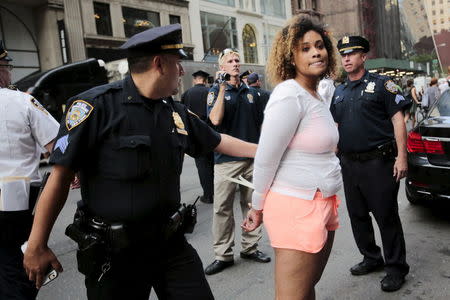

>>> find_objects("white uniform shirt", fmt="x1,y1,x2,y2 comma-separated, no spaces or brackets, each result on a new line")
252,80,342,210
0,88,59,211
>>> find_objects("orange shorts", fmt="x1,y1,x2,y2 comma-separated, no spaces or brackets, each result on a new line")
263,190,340,253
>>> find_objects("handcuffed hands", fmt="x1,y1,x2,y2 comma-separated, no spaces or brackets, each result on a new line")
241,208,263,232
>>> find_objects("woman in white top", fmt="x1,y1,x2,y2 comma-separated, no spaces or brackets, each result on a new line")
242,16,342,300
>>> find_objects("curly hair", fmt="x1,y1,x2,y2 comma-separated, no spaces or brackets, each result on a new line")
266,15,336,86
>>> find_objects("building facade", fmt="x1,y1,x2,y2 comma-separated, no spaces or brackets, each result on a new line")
189,0,291,64
291,0,403,60
424,0,450,35
3,0,291,83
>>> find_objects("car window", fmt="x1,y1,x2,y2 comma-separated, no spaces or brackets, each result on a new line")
430,91,450,117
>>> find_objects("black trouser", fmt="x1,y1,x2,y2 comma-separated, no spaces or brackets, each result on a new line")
83,234,214,300
340,155,409,276
0,213,38,300
195,152,214,200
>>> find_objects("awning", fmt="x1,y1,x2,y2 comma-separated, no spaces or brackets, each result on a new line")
365,58,427,77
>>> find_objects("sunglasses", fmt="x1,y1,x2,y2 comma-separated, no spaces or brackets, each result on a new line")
0,64,13,71
218,48,239,60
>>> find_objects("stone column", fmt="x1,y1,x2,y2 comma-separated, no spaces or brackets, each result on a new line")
63,0,86,62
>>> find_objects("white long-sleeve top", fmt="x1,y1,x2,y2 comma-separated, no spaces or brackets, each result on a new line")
252,79,342,210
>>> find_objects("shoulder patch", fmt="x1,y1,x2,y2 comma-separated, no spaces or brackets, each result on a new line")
384,80,398,94
66,100,93,131
30,97,48,115
207,92,215,106
247,93,254,103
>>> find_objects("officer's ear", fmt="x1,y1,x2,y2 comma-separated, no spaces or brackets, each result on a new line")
153,55,165,75
361,52,368,63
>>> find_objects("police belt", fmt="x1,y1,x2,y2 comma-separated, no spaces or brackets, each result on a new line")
65,203,196,252
342,141,397,161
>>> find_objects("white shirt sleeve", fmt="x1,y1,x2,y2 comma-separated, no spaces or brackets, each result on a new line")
252,82,304,210
26,95,60,148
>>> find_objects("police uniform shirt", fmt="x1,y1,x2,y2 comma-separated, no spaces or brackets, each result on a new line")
181,84,209,121
49,76,221,222
330,71,411,153
0,88,59,211
207,82,263,164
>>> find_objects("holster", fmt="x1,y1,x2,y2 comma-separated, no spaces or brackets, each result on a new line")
165,203,197,239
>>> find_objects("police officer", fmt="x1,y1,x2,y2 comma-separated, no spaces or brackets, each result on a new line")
181,70,214,204
330,36,410,292
205,49,269,276
0,41,59,299
247,72,270,113
23,24,258,300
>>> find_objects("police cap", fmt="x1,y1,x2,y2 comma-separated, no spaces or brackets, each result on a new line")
192,70,209,78
337,36,370,55
0,40,12,61
240,70,251,80
247,73,260,84
120,24,187,58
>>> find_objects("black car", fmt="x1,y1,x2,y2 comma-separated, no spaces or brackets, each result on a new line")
15,58,108,121
406,89,450,205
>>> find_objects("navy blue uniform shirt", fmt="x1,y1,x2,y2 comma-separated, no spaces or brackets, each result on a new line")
50,76,221,222
207,82,263,164
181,84,209,121
330,71,411,153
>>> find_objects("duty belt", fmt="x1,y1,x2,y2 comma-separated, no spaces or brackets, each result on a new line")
342,141,397,161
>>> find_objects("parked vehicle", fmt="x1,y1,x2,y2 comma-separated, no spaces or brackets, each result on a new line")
15,58,108,121
405,89,450,205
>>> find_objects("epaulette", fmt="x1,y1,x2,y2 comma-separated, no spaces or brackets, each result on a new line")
7,84,18,90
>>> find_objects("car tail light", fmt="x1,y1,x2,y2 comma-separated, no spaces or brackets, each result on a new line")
407,132,444,154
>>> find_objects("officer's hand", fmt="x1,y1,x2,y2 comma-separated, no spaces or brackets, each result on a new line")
23,244,63,289
241,208,263,232
393,155,408,182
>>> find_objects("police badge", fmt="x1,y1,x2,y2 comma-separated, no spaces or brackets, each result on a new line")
172,112,188,135
364,82,375,93
66,100,93,130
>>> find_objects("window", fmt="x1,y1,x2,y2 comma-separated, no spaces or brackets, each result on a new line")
432,10,436,15
298,0,304,9
169,15,180,25
205,0,235,6
122,6,160,38
239,0,256,12
57,20,69,64
261,0,286,18
441,18,445,24
312,0,317,10
440,9,444,14
94,2,112,36
200,12,237,61
242,24,258,64
263,25,281,60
